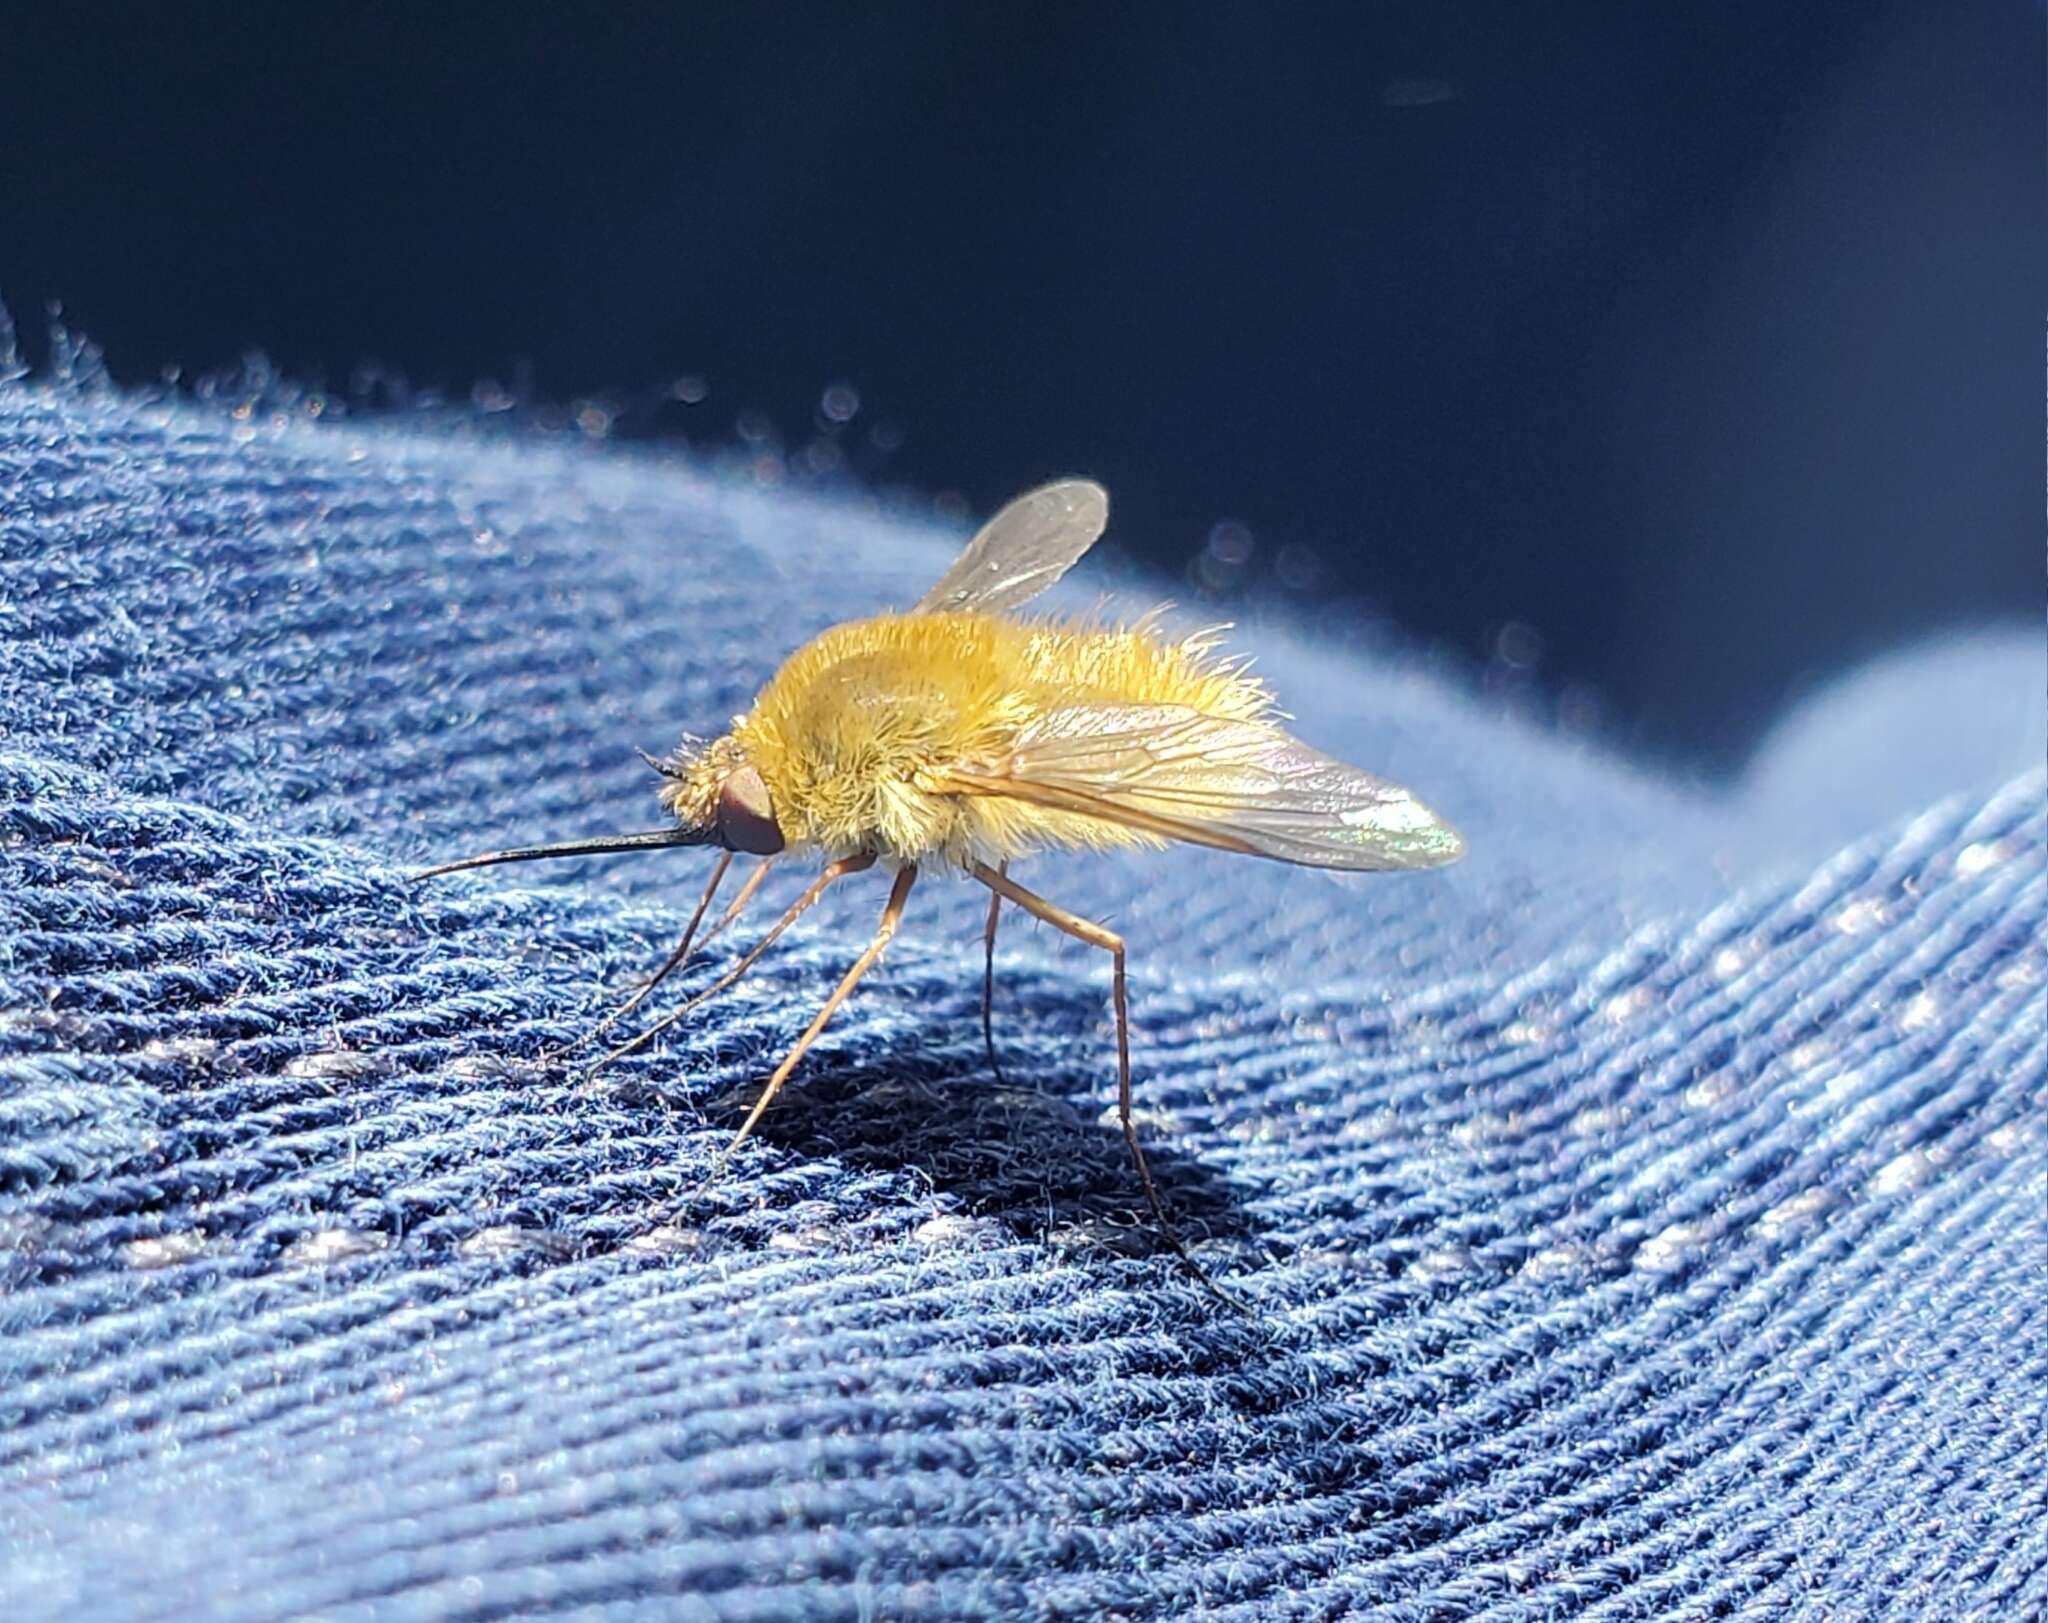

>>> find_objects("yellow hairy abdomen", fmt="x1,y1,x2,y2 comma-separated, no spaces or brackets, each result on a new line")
730,612,1270,867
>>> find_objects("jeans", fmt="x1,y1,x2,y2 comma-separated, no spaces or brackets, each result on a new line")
2,377,2041,1618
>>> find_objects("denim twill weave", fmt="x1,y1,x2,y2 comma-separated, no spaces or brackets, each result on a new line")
1,377,2042,1620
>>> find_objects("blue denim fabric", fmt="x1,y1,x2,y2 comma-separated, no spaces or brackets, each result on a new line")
2,378,2042,1620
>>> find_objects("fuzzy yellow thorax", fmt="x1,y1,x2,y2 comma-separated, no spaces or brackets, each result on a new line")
658,612,1271,868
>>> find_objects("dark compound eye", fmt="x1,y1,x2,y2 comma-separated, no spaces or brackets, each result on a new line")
715,765,785,855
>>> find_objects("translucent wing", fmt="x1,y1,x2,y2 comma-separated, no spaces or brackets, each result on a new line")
914,478,1110,616
943,703,1465,872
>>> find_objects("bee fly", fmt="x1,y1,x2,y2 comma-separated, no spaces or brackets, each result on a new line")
416,480,1464,1304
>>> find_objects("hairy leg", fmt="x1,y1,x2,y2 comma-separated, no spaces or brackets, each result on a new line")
550,850,735,1059
970,861,1245,1310
579,851,875,1079
719,864,919,1163
689,853,780,960
981,860,1006,1084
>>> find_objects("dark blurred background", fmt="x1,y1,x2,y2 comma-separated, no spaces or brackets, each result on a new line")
2,2,2037,770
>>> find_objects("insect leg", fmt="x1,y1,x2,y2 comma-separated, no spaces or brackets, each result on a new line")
579,852,875,1079
550,852,781,1061
719,864,918,1164
981,860,1006,1084
970,861,1246,1311
692,855,780,958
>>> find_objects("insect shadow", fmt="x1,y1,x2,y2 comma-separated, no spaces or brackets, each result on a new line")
736,1066,1252,1258
685,978,1256,1259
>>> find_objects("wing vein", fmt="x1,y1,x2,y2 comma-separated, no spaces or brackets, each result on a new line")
945,702,1463,872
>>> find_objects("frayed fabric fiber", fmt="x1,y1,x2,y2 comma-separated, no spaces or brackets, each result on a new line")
1,381,2043,1621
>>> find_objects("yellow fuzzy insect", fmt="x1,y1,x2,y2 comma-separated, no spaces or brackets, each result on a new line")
416,480,1464,1301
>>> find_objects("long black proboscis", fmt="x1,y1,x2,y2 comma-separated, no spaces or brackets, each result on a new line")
410,828,713,882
